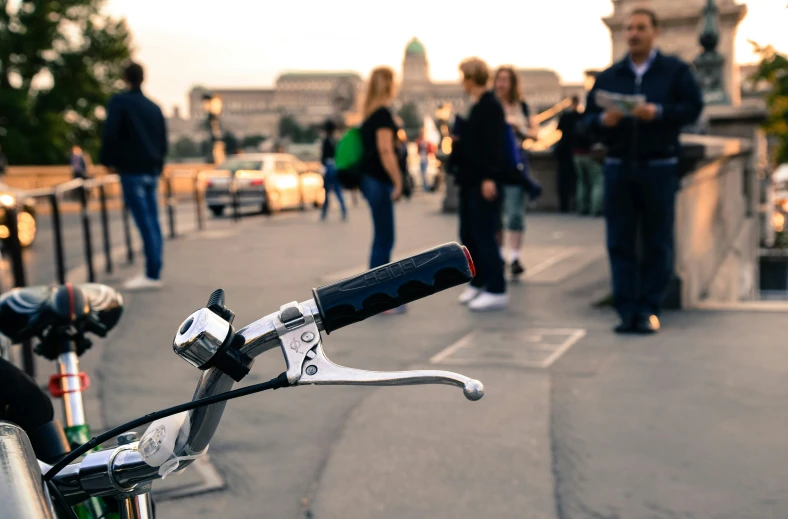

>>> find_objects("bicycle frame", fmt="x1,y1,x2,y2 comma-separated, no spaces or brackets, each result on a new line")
48,338,118,519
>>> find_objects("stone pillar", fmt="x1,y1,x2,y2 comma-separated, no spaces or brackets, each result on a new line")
604,0,747,105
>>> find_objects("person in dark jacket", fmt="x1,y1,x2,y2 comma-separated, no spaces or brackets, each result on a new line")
584,8,703,334
455,57,509,312
100,61,168,291
566,96,604,216
555,102,577,213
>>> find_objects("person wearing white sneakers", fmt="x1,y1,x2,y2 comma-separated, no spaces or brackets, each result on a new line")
454,58,509,312
100,62,166,292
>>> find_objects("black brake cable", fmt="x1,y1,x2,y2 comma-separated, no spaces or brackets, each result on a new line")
44,372,290,481
46,479,79,519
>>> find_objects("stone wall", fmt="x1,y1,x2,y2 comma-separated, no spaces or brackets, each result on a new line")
674,134,758,306
3,163,212,200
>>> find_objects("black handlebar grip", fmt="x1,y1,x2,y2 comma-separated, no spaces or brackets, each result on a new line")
312,242,475,334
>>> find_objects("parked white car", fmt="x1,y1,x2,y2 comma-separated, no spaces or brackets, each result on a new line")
202,153,325,216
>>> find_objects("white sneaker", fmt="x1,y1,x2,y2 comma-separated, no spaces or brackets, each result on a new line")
468,291,508,312
123,274,163,291
458,286,483,305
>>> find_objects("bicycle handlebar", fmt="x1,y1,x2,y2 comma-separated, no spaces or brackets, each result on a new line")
313,242,475,334
46,243,482,506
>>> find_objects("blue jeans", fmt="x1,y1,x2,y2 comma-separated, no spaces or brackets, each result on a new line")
120,174,163,280
359,175,395,269
500,185,526,232
321,164,347,218
420,158,429,192
603,160,678,318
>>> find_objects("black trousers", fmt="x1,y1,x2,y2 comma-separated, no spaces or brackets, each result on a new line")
459,185,505,294
556,151,576,213
603,160,678,318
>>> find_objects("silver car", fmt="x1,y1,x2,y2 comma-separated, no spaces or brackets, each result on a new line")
203,153,325,216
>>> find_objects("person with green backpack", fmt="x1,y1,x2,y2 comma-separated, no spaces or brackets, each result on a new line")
336,66,405,313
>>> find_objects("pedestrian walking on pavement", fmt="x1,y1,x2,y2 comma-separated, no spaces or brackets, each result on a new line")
493,66,540,279
320,119,347,221
455,58,509,312
70,145,88,180
414,128,432,193
584,8,703,334
99,61,168,291
357,67,405,314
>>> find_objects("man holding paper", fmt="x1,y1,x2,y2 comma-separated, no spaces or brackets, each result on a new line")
584,7,703,334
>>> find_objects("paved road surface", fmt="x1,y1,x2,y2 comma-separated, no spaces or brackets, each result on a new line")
21,194,788,518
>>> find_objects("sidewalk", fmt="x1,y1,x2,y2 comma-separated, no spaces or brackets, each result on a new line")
52,194,788,518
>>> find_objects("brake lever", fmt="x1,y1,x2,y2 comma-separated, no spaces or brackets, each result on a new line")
274,301,484,401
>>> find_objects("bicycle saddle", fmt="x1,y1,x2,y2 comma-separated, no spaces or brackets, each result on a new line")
0,283,124,344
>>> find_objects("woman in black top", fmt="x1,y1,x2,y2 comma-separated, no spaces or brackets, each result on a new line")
455,58,509,312
320,119,347,220
358,67,404,272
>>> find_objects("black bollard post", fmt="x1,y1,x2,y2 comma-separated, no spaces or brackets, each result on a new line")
122,203,134,264
49,193,67,284
165,175,176,239
78,184,96,283
5,205,34,377
194,175,205,231
98,184,113,274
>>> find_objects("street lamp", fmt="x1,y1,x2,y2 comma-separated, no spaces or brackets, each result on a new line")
202,93,225,164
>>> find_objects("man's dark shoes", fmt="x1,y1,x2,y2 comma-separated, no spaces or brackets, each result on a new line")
613,315,637,334
635,314,660,334
510,259,525,277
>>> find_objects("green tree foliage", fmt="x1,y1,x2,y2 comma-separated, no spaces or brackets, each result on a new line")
241,134,267,149
749,42,788,164
171,136,198,158
222,131,239,155
398,102,421,130
0,0,132,165
278,115,319,143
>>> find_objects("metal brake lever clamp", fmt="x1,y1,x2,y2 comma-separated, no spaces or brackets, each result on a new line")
274,303,484,401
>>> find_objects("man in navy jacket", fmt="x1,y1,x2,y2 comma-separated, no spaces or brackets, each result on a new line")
100,62,167,291
584,8,703,334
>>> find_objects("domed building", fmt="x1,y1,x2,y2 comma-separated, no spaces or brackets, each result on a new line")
402,37,431,90
397,37,569,124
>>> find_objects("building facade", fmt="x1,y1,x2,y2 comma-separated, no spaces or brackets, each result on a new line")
168,38,588,146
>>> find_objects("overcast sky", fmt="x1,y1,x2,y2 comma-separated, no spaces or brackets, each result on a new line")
98,0,787,116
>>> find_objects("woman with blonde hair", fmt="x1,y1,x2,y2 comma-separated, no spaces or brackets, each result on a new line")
493,66,539,278
357,67,405,297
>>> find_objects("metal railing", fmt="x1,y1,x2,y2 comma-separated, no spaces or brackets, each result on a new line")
1,170,214,376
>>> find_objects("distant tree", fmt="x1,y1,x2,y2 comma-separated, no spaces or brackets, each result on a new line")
172,136,198,158
222,131,239,155
278,116,320,144
278,115,302,140
0,0,133,165
749,41,788,164
241,134,267,149
398,102,422,131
